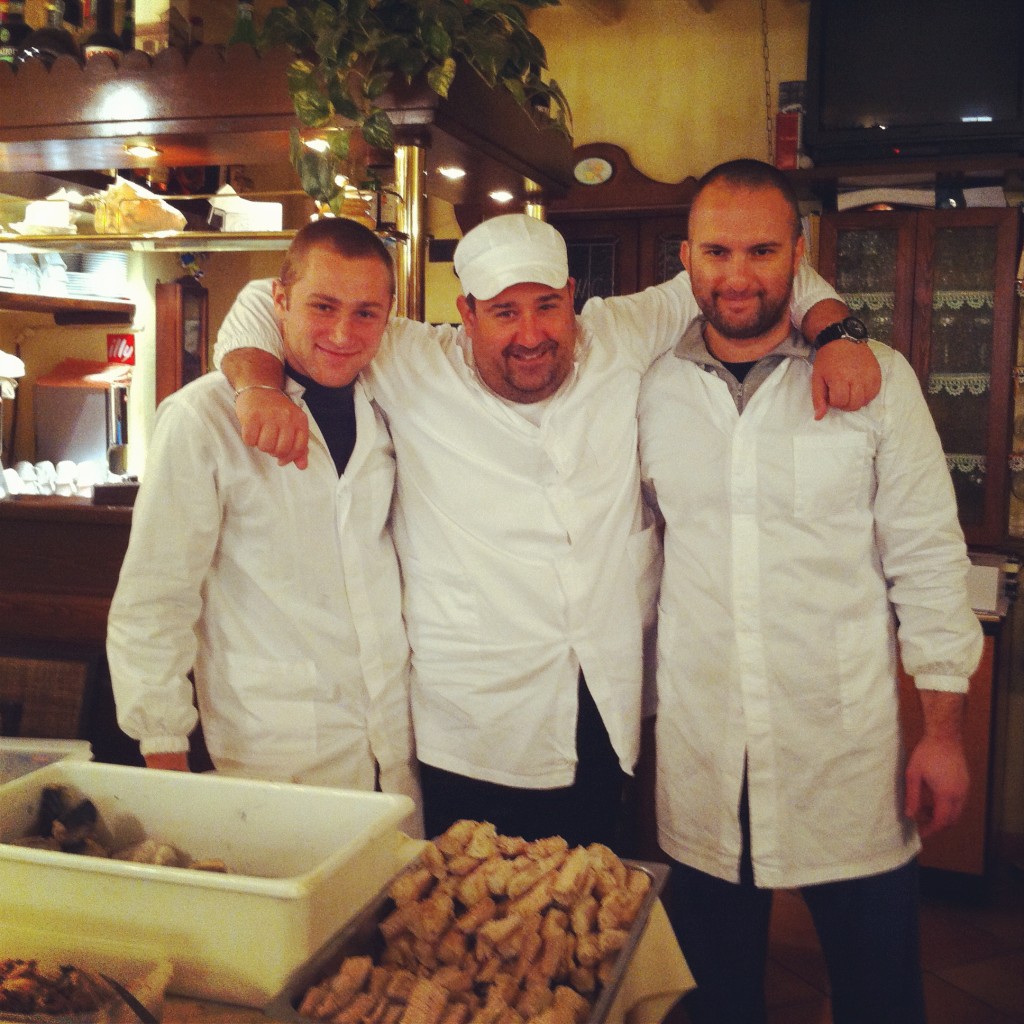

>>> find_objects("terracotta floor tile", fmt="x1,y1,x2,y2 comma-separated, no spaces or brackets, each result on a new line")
919,901,1020,970
933,951,1024,1020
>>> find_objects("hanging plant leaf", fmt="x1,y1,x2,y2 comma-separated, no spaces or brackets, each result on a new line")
266,0,571,207
361,108,395,152
426,57,457,99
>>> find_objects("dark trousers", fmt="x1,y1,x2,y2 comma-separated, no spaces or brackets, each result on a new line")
666,780,927,1024
419,676,628,851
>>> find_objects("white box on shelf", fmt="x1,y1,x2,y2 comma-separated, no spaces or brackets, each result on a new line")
0,737,91,786
0,761,421,1007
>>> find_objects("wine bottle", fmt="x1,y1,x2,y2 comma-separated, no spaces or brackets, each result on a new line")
62,0,82,31
83,0,121,61
226,0,257,47
0,0,33,64
119,0,133,51
16,0,81,66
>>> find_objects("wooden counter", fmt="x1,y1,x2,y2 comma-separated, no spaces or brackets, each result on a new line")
0,495,132,649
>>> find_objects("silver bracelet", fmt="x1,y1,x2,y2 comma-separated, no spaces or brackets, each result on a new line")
233,383,283,400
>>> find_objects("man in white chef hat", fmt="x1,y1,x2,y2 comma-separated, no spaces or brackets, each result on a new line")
213,211,880,849
107,218,421,834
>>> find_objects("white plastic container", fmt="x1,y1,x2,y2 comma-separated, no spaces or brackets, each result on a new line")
0,762,421,1007
0,738,92,786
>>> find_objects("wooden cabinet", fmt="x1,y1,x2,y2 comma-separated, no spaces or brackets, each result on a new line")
899,634,997,877
818,207,1021,546
155,278,208,406
547,143,696,312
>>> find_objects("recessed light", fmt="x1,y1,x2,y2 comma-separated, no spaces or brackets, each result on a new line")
489,190,514,204
123,143,162,159
438,166,467,180
304,137,331,153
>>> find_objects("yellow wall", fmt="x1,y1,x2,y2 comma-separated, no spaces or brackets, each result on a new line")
531,0,811,183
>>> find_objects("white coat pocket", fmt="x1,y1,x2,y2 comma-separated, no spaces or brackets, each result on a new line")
792,434,871,519
210,654,319,765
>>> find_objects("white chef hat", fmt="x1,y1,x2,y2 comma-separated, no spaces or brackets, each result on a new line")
454,213,569,301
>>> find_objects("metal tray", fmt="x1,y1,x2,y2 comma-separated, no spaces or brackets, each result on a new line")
265,857,669,1024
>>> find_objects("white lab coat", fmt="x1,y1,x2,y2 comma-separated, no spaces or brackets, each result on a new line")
215,266,839,788
107,372,419,811
638,333,983,888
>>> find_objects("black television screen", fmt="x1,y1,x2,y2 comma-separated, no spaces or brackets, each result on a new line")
803,0,1024,163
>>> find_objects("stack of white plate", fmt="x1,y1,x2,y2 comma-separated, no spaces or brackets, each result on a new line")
65,271,96,297
81,251,129,298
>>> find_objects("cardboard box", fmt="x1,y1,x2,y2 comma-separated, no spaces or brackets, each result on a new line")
0,762,421,1006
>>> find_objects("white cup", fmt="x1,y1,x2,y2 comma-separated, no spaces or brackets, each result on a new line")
55,460,77,496
34,460,56,495
2,467,23,494
14,461,38,494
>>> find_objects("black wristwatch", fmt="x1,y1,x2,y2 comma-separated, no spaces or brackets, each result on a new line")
812,316,869,351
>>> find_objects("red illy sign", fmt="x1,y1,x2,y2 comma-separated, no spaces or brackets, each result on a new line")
107,333,135,365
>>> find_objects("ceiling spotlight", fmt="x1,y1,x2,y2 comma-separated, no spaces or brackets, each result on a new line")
123,143,162,159
489,189,514,204
438,166,467,180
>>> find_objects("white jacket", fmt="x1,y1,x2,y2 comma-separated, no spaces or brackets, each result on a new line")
638,333,983,888
107,372,419,807
215,266,839,788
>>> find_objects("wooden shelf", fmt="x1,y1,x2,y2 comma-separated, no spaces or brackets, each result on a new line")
0,291,135,325
0,44,574,207
0,230,296,253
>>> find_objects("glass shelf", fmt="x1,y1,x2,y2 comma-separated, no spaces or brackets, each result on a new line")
0,231,296,254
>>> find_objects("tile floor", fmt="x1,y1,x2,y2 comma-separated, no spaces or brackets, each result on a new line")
665,852,1024,1023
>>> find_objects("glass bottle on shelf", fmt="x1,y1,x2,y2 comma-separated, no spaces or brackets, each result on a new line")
83,0,121,61
226,0,257,46
16,0,81,66
0,0,33,64
119,0,133,51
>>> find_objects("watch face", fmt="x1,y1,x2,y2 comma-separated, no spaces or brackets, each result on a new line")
843,317,869,340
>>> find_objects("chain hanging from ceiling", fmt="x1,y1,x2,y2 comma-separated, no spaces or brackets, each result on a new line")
760,0,774,164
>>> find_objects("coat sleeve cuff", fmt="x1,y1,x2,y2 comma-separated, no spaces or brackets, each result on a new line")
914,673,971,694
139,736,191,756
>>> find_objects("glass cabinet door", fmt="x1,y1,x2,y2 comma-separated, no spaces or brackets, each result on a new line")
819,207,1019,547
819,210,917,356
914,210,1018,544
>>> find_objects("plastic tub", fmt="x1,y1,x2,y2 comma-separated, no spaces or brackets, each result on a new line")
0,762,421,1006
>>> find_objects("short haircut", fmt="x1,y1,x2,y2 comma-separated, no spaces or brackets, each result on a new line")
279,217,396,296
688,159,803,242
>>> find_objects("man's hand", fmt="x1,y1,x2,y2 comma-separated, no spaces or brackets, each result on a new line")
145,751,190,771
221,348,310,469
904,690,969,838
235,388,310,470
811,339,882,420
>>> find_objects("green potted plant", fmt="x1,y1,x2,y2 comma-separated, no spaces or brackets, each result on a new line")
262,0,572,214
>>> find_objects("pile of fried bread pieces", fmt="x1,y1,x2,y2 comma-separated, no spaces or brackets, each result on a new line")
298,820,652,1024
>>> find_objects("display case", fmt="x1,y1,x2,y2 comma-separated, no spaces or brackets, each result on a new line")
818,207,1020,547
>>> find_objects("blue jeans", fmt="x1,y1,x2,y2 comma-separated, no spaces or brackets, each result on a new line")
664,782,926,1024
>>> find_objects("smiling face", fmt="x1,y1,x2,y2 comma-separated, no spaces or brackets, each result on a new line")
456,279,578,403
682,179,804,362
272,245,393,387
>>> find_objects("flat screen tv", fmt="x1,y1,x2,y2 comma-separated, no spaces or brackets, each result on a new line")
803,0,1024,164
